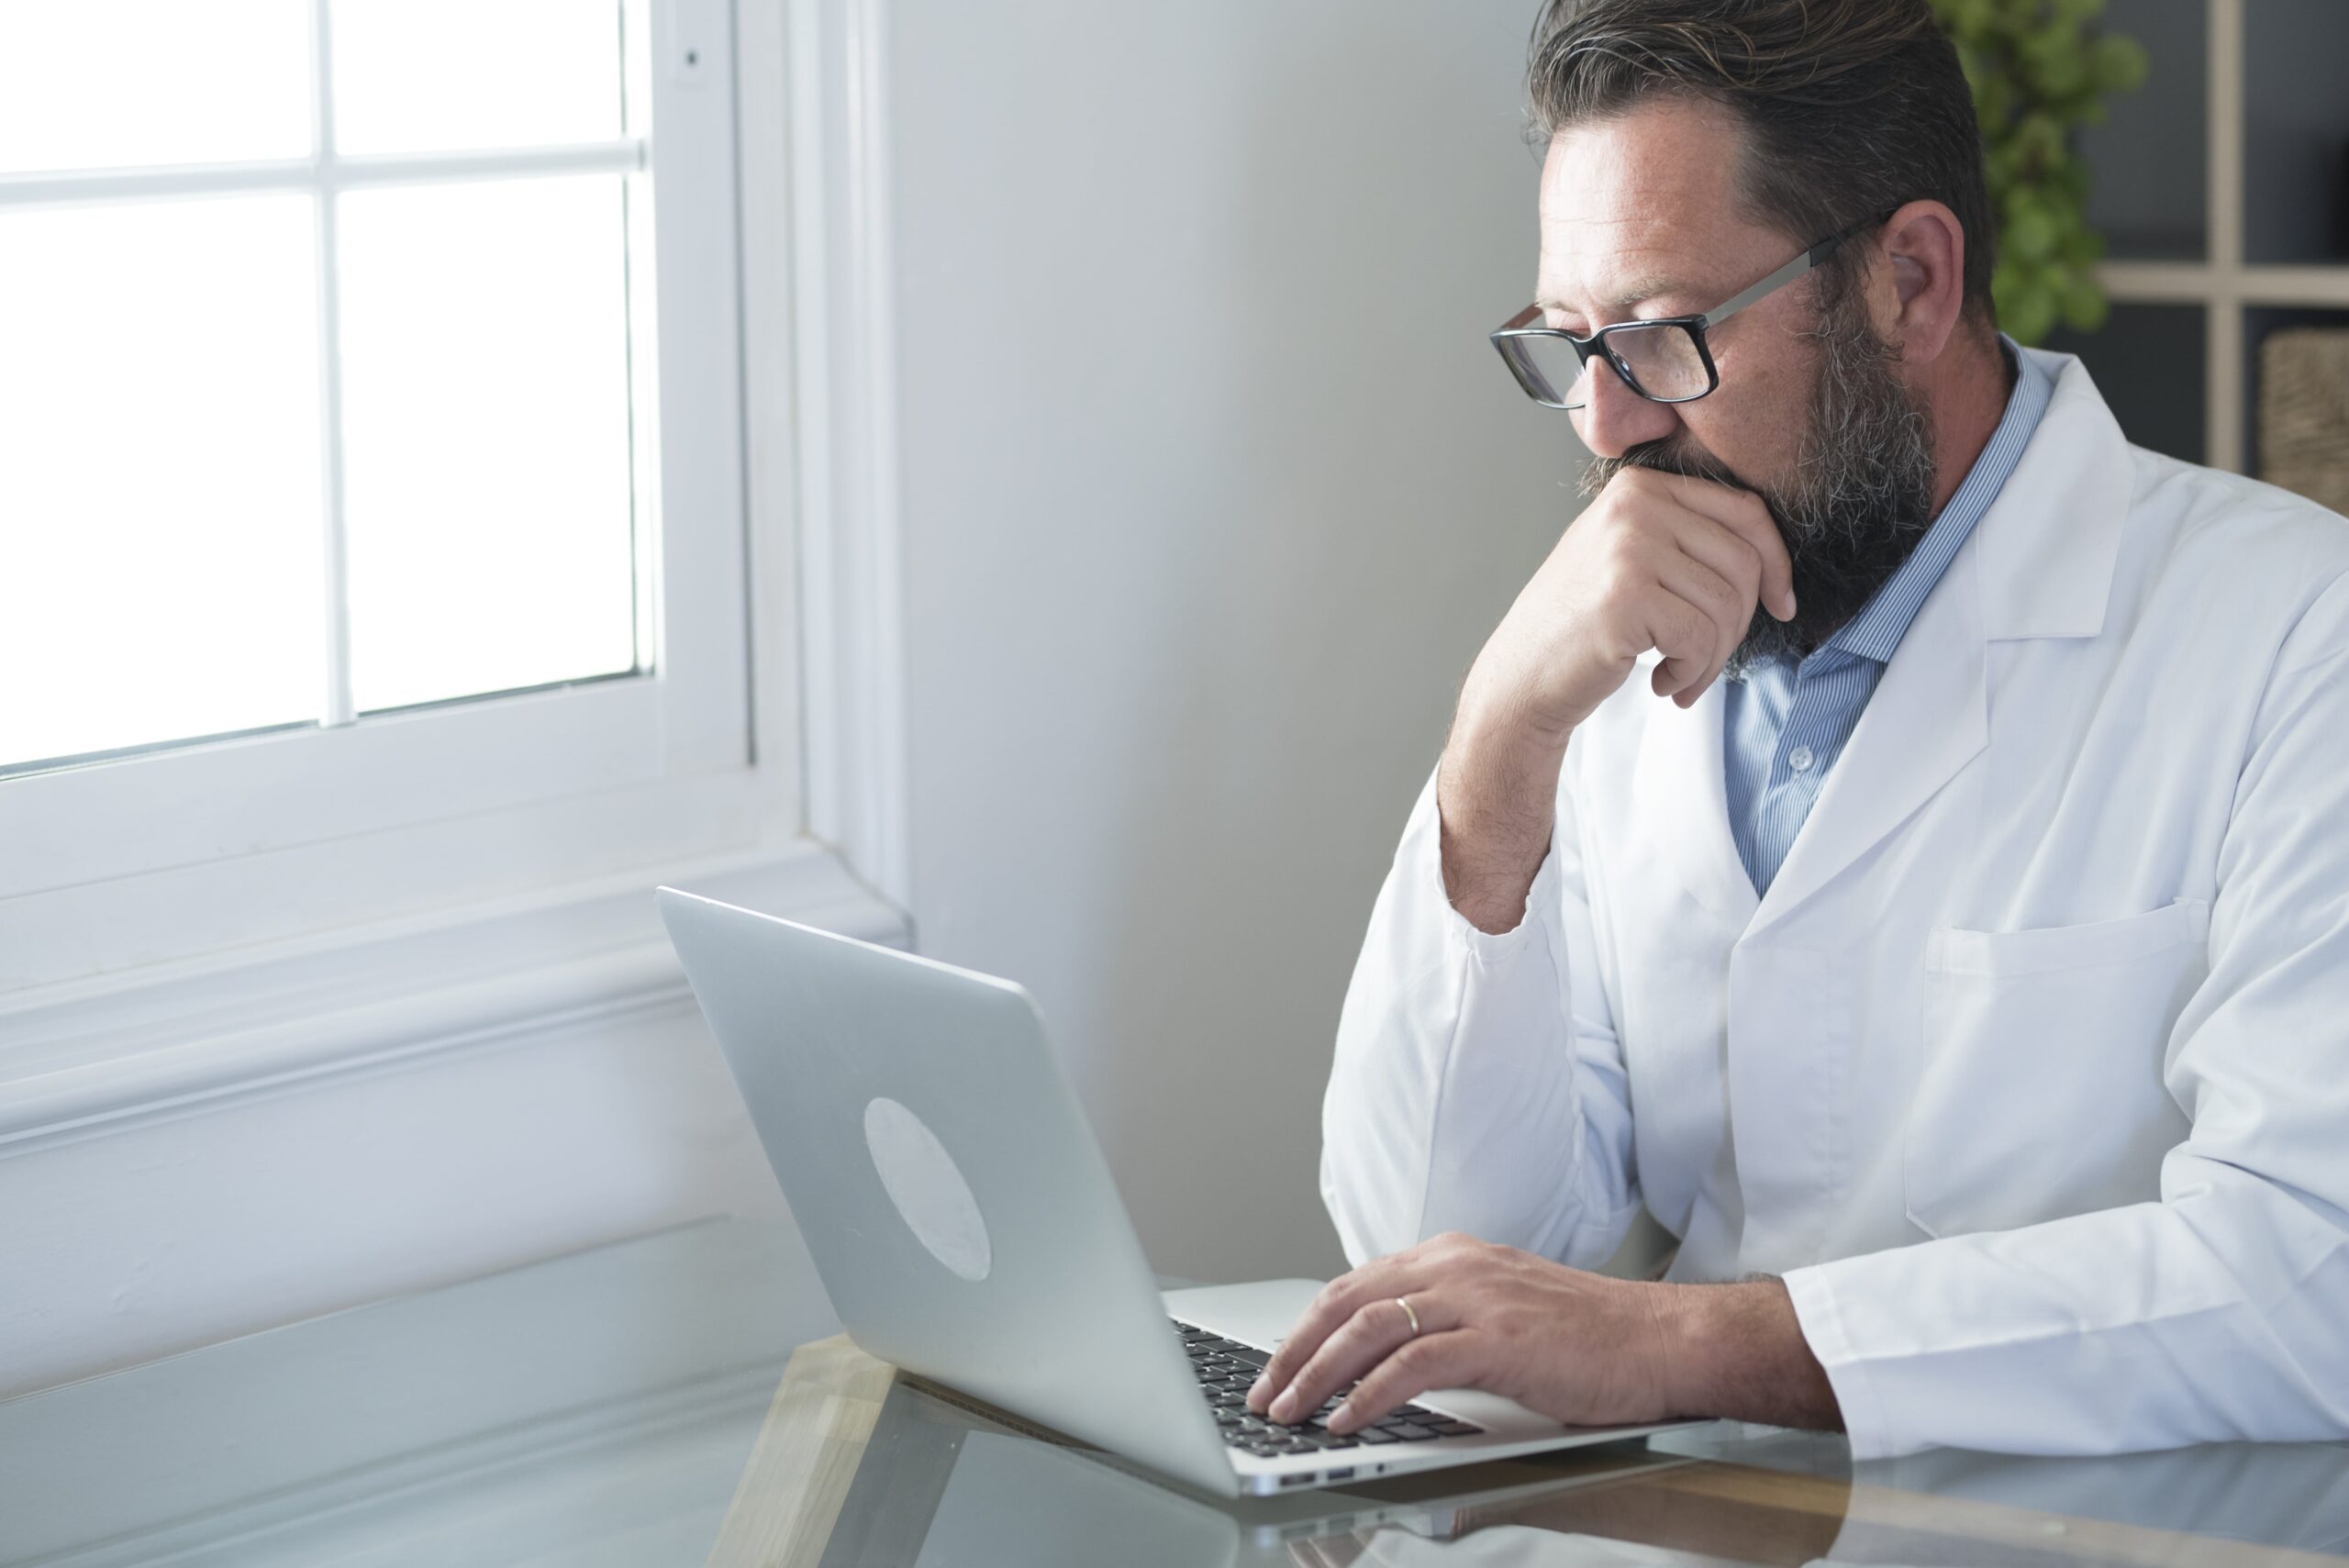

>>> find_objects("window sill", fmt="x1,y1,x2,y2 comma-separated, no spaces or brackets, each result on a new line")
0,833,906,1157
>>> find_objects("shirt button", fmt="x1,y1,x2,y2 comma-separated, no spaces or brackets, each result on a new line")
1788,745,1816,773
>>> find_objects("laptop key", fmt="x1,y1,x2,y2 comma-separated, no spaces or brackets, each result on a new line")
1382,1421,1437,1441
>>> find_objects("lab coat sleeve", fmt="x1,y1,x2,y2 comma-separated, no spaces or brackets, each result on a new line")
1784,578,2349,1460
1319,748,1641,1271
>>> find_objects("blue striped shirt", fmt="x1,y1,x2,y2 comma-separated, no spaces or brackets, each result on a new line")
1724,339,2053,895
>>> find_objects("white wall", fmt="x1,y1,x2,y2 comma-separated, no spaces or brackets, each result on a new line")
887,1,1584,1284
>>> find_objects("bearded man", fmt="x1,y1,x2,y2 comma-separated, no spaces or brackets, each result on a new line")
1248,0,2349,1458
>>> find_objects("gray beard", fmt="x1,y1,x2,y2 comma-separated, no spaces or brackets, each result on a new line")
1576,298,1941,673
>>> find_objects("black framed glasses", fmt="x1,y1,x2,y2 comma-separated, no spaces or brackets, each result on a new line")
1491,212,1889,410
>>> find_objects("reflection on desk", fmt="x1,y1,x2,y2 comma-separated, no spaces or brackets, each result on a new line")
1653,1424,2349,1562
738,1330,2349,1568
3,1218,2344,1566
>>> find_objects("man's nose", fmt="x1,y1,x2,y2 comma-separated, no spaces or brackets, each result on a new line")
1571,352,1681,459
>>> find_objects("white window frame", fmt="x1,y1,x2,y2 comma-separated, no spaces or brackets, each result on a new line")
0,0,910,1141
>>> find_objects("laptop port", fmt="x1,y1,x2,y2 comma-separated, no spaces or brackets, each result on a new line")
1279,1473,1315,1488
1326,1467,1355,1481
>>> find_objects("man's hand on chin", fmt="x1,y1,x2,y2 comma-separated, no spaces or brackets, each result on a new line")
1243,1230,1844,1437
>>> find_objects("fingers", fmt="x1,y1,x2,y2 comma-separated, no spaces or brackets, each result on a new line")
1259,1295,1434,1425
1584,467,1794,709
1249,1266,1397,1415
1259,1267,1381,1418
1647,551,1744,705
1251,1245,1451,1417
1328,1330,1478,1435
1633,472,1797,623
1668,507,1769,651
1640,588,1720,706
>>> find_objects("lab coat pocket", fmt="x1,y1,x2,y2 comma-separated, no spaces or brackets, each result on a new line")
1906,897,2210,1240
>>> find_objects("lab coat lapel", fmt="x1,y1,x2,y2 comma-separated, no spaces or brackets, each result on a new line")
1631,677,1761,924
1747,544,1988,937
1742,348,2130,938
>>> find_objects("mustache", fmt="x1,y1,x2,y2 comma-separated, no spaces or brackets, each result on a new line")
1577,437,1783,529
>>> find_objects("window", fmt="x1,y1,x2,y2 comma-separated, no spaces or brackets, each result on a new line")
2,0,662,771
0,0,783,992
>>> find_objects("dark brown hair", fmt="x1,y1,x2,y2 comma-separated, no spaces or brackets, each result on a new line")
1526,0,1995,325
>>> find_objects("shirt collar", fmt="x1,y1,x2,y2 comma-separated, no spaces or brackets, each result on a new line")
1816,334,2055,668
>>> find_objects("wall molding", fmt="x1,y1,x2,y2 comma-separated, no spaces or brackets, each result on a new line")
751,0,915,915
0,839,905,1159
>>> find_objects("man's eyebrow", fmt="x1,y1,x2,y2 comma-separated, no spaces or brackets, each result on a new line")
1535,275,1698,321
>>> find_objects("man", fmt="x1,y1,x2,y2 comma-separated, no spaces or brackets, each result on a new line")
1247,0,2349,1459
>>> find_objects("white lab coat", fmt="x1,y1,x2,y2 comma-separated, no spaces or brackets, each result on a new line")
1320,347,2349,1460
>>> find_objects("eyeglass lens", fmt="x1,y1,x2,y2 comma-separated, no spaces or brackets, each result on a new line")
1508,321,1710,408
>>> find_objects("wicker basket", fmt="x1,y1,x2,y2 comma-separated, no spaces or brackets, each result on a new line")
2259,328,2349,517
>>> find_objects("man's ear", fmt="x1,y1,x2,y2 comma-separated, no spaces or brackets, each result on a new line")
1875,199,1967,365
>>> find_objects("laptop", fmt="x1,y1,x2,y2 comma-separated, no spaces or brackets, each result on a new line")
657,887,1693,1497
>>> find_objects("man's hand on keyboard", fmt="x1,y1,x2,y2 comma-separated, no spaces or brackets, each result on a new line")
1243,1230,1841,1437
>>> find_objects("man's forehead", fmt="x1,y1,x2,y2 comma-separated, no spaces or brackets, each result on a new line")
1533,104,1775,316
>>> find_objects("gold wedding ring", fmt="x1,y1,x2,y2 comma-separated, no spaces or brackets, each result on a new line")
1394,1296,1421,1338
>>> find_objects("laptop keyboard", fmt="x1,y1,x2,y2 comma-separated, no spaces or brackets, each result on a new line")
1173,1318,1485,1457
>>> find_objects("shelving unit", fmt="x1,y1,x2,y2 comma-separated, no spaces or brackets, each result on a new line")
2057,0,2349,475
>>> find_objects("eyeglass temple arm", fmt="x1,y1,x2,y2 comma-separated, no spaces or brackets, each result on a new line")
1699,241,1831,330
1700,214,1884,330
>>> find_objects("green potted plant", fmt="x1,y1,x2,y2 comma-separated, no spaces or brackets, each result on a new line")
1932,0,2150,343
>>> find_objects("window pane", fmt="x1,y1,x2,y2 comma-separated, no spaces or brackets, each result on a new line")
0,196,326,769
2077,0,2206,261
330,0,625,155
0,0,313,174
2244,0,2349,264
337,176,638,713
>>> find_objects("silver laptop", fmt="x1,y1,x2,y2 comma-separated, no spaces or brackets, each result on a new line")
658,887,1691,1497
